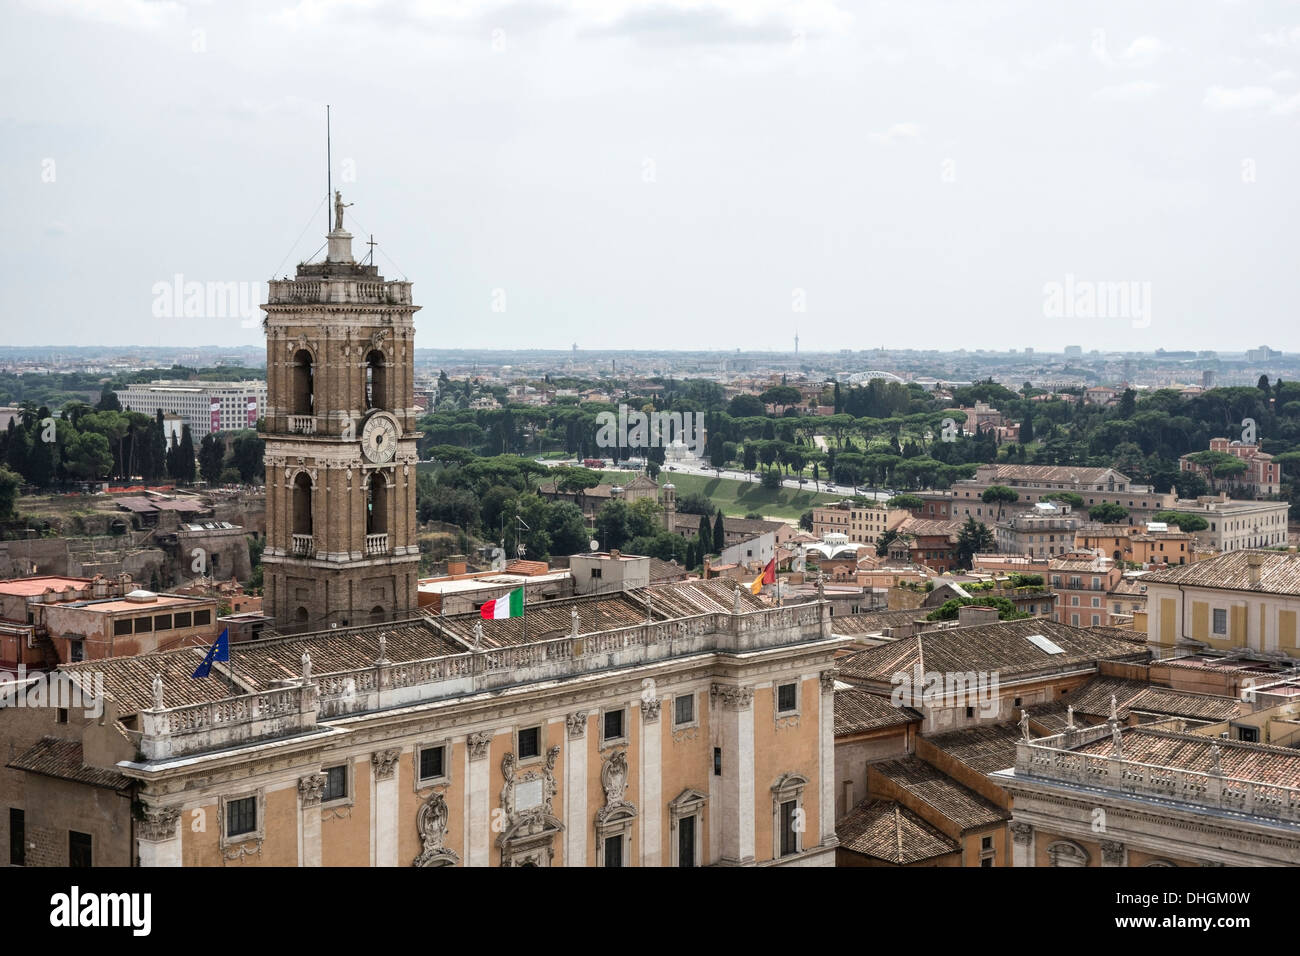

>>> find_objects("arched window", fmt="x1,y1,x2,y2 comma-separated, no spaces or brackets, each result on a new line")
292,473,313,536
291,349,315,416
365,349,387,411
294,606,309,625
370,605,385,623
1046,840,1089,867
367,472,388,536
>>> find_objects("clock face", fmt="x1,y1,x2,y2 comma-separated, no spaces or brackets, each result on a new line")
361,413,399,463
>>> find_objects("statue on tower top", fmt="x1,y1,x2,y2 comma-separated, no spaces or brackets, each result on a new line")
334,190,352,232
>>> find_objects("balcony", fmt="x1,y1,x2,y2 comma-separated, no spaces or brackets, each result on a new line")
365,533,388,555
287,416,316,435
292,534,315,556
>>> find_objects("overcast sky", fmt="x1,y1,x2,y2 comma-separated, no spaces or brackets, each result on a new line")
3,0,1298,353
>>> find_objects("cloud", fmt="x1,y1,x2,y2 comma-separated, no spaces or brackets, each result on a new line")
1020,40,1074,72
1260,26,1300,48
869,122,921,145
20,0,183,29
1092,81,1160,101
1091,33,1166,68
1204,84,1300,113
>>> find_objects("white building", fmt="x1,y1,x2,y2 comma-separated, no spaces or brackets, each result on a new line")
117,381,266,439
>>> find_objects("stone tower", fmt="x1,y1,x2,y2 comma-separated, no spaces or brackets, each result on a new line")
260,195,421,632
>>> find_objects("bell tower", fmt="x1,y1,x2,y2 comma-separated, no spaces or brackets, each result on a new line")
260,193,421,632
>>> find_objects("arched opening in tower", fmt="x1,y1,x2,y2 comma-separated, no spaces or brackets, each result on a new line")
292,349,315,416
367,471,389,536
292,472,314,536
365,349,386,410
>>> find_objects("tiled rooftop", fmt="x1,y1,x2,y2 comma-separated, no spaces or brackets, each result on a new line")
8,737,129,790
836,799,960,864
871,756,1010,830
833,686,921,736
1142,550,1300,596
837,619,1147,686
924,722,1022,776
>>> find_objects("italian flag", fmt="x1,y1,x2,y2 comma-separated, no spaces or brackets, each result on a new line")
480,588,524,619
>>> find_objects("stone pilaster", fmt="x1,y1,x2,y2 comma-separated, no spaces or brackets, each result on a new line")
711,683,755,865
1010,821,1034,868
137,805,182,867
299,773,326,867
566,713,588,866
466,732,493,868
371,749,400,867
640,698,662,866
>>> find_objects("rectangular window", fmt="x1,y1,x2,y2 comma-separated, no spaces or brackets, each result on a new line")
113,619,132,636
678,815,696,868
982,835,993,850
603,709,625,742
779,800,798,856
777,683,798,713
227,796,257,837
154,614,173,631
56,708,67,724
604,834,623,868
134,616,153,633
323,765,347,802
419,745,446,782
194,610,212,626
518,726,541,760
674,694,695,727
1239,726,1259,743
174,611,192,629
10,809,24,866
69,830,92,868
713,747,722,776
1212,609,1228,635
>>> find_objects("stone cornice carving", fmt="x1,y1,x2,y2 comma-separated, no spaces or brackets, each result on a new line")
710,683,754,711
371,748,401,780
640,697,661,722
298,773,327,807
413,789,459,867
820,668,840,693
138,805,181,843
1100,840,1126,866
566,711,588,738
467,731,493,760
596,749,637,825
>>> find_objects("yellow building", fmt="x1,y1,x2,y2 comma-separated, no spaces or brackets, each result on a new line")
1143,550,1300,658
8,580,847,867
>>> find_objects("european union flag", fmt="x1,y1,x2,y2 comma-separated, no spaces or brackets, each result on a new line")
191,628,230,679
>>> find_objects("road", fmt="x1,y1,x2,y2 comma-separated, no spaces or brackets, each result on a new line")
531,457,894,502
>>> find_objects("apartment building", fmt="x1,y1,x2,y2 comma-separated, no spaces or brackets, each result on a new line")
1049,554,1122,628
995,502,1081,558
117,380,267,440
810,502,907,546
1179,437,1282,498
1165,494,1290,553
950,464,1175,524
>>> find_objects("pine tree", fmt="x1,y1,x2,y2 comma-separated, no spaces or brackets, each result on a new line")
176,425,197,483
697,513,712,553
713,510,726,553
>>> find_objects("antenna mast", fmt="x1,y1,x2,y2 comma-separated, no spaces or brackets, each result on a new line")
326,104,332,234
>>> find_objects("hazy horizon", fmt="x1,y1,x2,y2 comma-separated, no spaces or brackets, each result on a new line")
5,0,1299,353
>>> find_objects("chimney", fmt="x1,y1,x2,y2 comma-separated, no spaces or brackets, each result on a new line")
447,555,467,576
957,604,1001,627
1247,551,1265,586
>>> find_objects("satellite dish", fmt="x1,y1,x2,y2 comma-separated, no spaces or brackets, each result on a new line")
589,539,600,552
489,547,506,571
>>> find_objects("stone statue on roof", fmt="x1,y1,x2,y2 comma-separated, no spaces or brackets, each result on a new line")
333,190,352,232
152,673,164,711
1109,694,1118,723
1019,708,1030,741
301,651,312,684
473,620,484,649
1065,704,1075,731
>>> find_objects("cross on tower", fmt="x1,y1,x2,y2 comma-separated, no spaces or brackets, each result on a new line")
367,234,377,265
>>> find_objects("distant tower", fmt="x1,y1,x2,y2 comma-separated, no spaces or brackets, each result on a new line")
661,482,676,531
260,193,421,632
794,331,799,355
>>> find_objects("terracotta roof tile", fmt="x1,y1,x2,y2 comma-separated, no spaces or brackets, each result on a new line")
836,799,960,864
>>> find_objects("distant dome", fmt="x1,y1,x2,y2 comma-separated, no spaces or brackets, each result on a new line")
846,370,904,385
